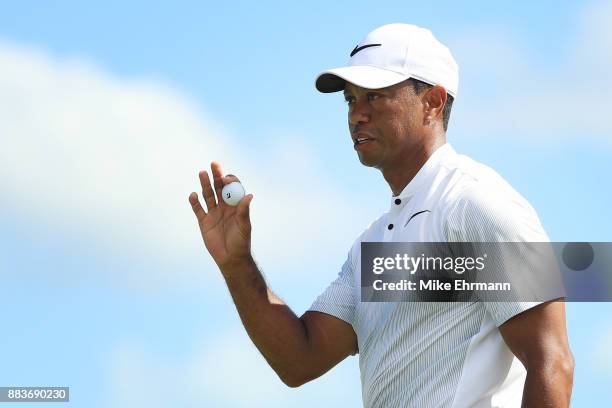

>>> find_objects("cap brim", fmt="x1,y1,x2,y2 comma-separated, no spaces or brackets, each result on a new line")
315,66,410,93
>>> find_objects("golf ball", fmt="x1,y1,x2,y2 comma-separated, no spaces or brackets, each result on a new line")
221,181,245,206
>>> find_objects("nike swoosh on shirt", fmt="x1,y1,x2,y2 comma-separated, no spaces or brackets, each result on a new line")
350,43,382,57
404,210,431,227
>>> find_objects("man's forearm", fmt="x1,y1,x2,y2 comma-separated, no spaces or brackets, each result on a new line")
521,358,574,407
219,256,310,386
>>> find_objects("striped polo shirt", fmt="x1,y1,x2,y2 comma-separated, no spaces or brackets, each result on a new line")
308,143,549,407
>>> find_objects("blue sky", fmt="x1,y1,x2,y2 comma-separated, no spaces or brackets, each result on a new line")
1,1,611,406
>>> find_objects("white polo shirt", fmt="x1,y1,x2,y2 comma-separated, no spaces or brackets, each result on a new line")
308,143,548,408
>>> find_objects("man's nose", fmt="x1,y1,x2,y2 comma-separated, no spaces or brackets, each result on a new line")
348,98,371,126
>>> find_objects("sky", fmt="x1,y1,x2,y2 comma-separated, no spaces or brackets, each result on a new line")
0,0,611,406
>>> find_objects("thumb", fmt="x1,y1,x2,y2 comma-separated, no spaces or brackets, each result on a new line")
236,194,254,222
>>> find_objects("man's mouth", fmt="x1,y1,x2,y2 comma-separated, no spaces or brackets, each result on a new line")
353,137,376,151
354,137,373,146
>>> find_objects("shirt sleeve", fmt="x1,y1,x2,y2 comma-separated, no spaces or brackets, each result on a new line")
443,183,553,327
307,250,357,328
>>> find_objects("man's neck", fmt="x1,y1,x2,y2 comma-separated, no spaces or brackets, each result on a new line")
382,138,445,196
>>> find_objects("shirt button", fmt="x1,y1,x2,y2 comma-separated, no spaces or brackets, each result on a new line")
394,198,401,205
388,224,394,230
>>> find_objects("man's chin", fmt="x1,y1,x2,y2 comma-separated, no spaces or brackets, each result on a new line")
357,155,380,168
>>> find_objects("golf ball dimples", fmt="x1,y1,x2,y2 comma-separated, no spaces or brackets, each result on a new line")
222,182,245,206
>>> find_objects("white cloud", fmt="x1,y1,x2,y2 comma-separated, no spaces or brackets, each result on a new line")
107,340,182,408
449,0,612,142
6,0,610,293
591,325,612,375
0,40,368,291
106,327,362,408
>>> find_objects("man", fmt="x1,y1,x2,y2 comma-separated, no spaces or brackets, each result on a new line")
189,23,574,407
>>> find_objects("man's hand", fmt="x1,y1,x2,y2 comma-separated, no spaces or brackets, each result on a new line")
189,161,254,270
187,162,357,387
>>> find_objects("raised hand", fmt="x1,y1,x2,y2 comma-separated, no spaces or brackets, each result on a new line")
189,162,254,270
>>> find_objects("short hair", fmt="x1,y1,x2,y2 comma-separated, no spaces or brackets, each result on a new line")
408,78,454,132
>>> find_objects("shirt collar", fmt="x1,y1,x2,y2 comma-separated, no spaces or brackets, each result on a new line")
390,143,455,204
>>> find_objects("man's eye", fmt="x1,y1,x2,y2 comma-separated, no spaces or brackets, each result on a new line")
367,93,380,101
345,97,355,105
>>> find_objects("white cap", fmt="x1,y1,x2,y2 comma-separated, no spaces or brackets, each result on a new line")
315,23,459,97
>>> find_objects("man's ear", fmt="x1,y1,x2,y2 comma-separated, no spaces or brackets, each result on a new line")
423,85,447,125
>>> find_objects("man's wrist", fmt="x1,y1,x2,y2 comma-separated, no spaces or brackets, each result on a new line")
218,254,256,278
219,254,268,301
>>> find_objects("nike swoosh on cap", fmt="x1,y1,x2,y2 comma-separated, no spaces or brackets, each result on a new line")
350,43,382,57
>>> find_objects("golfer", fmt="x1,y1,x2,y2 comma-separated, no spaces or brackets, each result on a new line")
189,23,574,407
